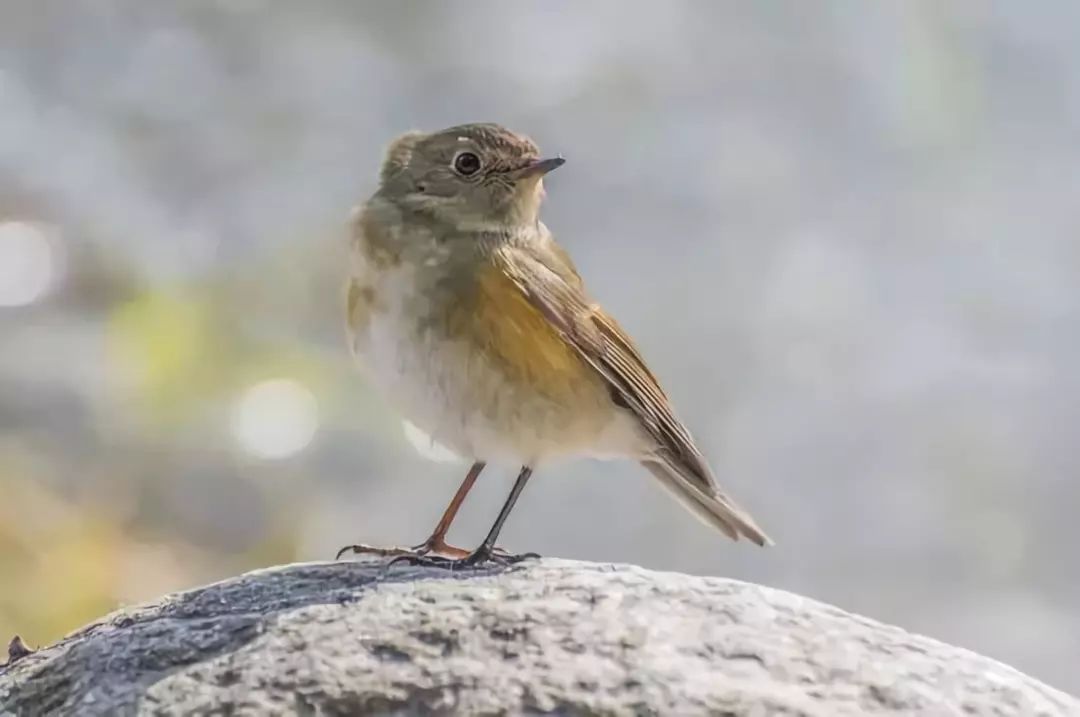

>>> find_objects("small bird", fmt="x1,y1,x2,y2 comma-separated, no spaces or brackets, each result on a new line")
337,123,770,568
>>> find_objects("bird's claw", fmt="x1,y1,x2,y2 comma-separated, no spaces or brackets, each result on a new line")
335,542,403,561
335,537,466,562
386,545,539,571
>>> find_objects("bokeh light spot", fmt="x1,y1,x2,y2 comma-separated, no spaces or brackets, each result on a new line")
0,221,58,307
231,379,319,459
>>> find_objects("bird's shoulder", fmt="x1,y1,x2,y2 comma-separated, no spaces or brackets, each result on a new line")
444,239,589,383
531,223,586,289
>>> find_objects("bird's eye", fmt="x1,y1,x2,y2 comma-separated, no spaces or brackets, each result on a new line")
453,151,482,176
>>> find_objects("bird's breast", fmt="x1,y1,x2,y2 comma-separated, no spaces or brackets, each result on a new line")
349,253,635,465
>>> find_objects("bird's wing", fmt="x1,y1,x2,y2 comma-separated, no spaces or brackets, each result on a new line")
494,241,771,545
494,242,707,479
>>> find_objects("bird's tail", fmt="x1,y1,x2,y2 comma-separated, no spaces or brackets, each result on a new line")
642,460,773,547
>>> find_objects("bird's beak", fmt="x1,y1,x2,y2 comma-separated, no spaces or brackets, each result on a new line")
512,156,566,179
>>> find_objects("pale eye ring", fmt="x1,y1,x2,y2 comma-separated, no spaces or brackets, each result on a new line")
453,151,482,176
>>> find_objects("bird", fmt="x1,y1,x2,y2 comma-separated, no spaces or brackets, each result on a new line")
336,122,771,568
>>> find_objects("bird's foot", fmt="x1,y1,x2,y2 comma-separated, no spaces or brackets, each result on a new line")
386,543,539,571
335,536,469,562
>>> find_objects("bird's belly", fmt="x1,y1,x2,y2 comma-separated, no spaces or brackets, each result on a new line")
357,303,642,467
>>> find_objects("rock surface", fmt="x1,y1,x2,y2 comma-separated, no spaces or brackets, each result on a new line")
0,559,1075,716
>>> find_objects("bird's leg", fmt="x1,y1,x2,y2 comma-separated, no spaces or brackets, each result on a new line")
335,461,485,560
391,465,540,569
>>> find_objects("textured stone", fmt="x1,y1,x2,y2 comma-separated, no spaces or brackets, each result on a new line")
1,559,1075,716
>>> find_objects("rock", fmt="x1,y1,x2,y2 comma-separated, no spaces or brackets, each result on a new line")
0,559,1075,716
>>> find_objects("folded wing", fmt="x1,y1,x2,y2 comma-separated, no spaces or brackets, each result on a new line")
495,242,771,546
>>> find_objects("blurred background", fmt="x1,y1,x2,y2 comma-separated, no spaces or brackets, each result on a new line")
1,0,1078,693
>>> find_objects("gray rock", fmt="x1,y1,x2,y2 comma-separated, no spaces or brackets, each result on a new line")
1,559,1075,716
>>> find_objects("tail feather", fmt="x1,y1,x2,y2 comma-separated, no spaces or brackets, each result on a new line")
642,460,773,547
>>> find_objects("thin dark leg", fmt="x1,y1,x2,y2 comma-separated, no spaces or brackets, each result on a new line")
336,461,486,560
389,465,540,570
473,466,532,555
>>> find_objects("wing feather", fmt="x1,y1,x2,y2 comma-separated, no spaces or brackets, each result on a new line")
496,245,706,481
495,242,771,545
